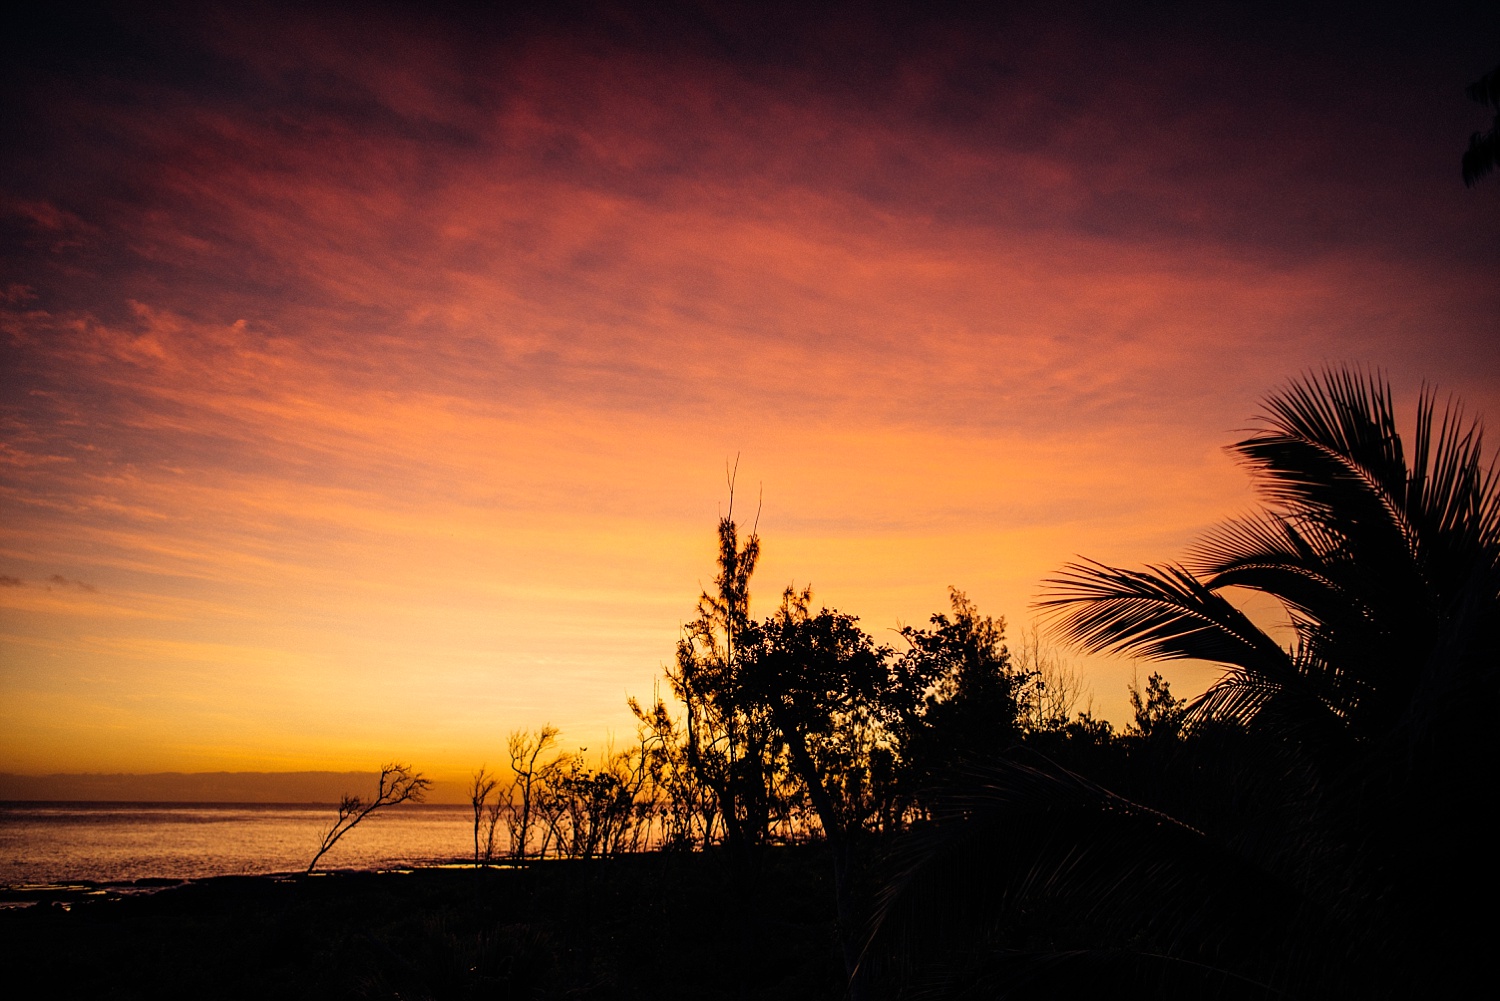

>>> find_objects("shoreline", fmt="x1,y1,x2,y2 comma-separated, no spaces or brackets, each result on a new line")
0,858,570,909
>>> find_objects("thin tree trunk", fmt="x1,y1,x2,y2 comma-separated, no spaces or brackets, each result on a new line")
779,713,865,1001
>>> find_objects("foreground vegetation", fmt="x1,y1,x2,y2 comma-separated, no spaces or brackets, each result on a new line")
456,367,1497,998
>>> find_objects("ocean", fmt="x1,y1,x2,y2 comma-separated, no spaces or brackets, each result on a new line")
0,802,480,886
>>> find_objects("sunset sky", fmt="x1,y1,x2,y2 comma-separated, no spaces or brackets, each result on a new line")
3,1,1497,785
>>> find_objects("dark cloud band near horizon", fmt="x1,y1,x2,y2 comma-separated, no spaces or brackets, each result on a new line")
2,1,1496,777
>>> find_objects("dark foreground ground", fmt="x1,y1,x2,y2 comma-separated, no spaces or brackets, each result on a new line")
0,849,847,1000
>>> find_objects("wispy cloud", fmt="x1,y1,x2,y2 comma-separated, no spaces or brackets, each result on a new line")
46,574,97,592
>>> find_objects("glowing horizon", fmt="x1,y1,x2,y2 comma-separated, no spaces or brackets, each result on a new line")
3,2,1497,782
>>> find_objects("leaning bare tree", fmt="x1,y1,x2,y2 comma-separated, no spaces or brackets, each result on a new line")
307,763,431,874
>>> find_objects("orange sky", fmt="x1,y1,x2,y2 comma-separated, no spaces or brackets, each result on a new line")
3,1,1498,783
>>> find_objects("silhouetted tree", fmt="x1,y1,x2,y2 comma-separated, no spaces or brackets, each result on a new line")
481,797,503,864
629,688,721,848
740,586,893,998
662,491,787,868
642,481,810,1000
543,746,652,859
1463,62,1500,186
307,763,430,874
502,725,560,860
892,589,1026,798
468,767,498,867
1011,623,1087,733
1125,671,1187,741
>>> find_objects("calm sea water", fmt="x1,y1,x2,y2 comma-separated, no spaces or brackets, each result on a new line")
0,802,479,886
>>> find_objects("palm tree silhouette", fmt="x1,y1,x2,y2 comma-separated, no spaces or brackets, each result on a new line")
868,368,1499,997
1046,367,1499,761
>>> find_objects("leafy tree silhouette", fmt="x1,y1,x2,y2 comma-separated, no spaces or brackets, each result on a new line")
1125,670,1187,741
645,473,798,997
740,585,892,1000
664,482,784,871
892,589,1026,793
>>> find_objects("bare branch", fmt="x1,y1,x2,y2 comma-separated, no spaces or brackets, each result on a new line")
306,763,430,874
469,766,498,867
